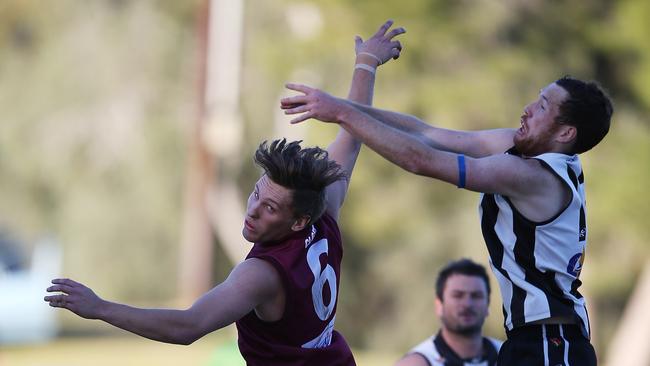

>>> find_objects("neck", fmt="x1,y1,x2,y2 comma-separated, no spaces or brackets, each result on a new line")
440,328,483,359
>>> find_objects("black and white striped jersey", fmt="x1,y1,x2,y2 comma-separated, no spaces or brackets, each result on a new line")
479,151,590,338
408,332,501,366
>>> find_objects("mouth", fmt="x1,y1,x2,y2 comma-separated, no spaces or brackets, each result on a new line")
244,219,255,231
458,311,477,320
518,116,527,134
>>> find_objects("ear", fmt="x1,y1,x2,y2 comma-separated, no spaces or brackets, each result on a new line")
435,297,443,318
291,215,310,232
557,124,577,144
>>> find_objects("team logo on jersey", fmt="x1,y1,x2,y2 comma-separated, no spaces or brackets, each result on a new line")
579,227,586,241
567,251,585,277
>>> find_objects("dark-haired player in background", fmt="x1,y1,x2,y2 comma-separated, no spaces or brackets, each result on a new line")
395,259,501,366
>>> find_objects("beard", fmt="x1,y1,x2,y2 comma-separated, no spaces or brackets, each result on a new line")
441,313,484,337
513,134,544,157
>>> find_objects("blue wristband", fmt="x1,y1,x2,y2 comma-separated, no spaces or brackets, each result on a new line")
457,154,466,189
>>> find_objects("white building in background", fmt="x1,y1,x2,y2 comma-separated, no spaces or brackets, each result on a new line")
0,237,61,344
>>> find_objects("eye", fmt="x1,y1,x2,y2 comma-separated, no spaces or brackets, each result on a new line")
265,205,275,213
253,191,259,199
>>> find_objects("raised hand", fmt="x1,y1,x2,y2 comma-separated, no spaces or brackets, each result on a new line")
44,278,105,319
280,83,349,124
355,20,406,66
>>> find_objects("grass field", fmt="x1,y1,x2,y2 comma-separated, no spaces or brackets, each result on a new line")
1,329,400,366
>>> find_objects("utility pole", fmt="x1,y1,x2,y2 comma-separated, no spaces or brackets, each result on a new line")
178,0,247,304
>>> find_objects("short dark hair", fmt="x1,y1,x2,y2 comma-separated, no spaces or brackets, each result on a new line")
435,258,491,302
254,139,346,225
555,76,613,154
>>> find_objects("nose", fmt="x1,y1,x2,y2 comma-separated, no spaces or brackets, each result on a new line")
523,103,533,117
460,296,473,307
246,200,260,219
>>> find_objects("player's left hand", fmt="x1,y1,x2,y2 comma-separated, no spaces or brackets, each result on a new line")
355,19,406,66
44,278,105,320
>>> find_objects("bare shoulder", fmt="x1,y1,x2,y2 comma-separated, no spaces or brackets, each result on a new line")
467,153,548,196
508,157,572,221
227,258,283,297
394,353,429,366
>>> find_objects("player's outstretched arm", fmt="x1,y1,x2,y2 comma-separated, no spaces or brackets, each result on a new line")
345,102,517,157
44,258,282,345
325,20,404,219
282,20,405,220
279,84,552,199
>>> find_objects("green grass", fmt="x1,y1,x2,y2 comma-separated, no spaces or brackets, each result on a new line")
2,331,400,366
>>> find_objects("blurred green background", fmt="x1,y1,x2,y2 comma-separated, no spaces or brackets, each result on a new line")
1,0,649,365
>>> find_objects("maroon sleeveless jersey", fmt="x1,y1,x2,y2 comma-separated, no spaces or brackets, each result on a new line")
236,213,356,366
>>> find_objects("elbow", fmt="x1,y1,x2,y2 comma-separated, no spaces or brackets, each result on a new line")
170,308,209,345
178,337,196,346
402,161,422,175
175,330,202,346
395,145,430,176
400,156,428,176
171,318,206,345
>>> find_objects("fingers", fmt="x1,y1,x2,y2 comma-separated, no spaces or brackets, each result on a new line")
52,278,81,287
285,83,312,94
280,102,305,110
390,40,403,59
283,104,310,115
386,27,406,40
44,294,72,308
355,35,363,48
46,284,74,294
290,113,313,125
280,95,308,109
375,19,394,37
47,278,80,294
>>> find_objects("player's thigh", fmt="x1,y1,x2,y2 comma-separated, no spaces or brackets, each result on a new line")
498,336,597,366
567,337,597,366
497,338,543,366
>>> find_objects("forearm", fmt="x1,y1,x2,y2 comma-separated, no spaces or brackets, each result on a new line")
349,102,429,135
323,57,374,216
337,107,458,184
346,102,516,157
328,55,377,174
345,102,465,151
100,301,201,345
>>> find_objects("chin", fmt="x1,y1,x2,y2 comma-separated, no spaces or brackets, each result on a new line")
454,324,482,336
242,228,256,243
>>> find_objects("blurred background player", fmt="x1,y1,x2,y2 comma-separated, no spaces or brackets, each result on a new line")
395,258,501,366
